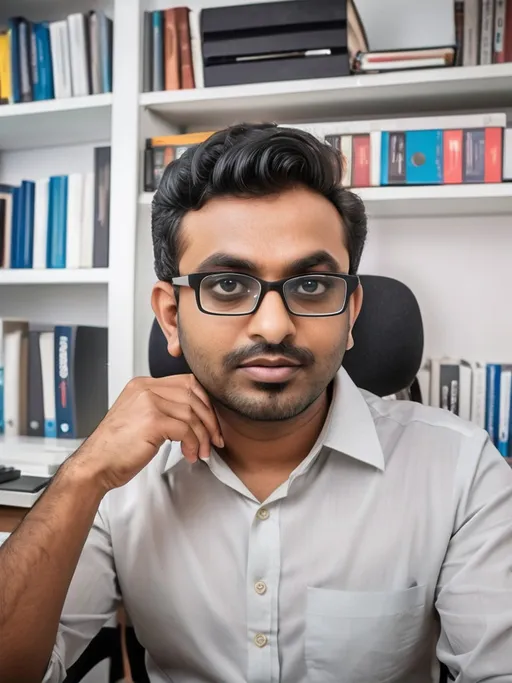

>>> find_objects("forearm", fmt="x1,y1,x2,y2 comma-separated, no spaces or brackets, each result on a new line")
0,455,107,683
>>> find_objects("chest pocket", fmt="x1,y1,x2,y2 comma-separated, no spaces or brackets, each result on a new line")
305,584,428,683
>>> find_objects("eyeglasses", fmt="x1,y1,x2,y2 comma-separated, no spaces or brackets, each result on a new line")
170,272,360,317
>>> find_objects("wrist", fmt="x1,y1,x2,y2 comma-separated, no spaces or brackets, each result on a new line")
56,446,111,501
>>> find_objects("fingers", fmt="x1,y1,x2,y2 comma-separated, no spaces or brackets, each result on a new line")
151,394,212,462
150,384,223,449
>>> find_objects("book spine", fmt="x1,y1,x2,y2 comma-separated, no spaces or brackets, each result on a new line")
369,131,381,186
10,187,21,269
405,130,443,185
455,1,465,65
33,178,49,269
88,12,102,94
341,136,353,187
20,180,35,268
188,9,204,89
0,33,11,104
59,21,73,98
54,326,76,438
30,23,41,100
176,7,195,89
144,143,155,192
49,22,63,98
380,132,389,185
27,330,45,437
498,366,512,456
18,20,33,102
484,127,503,182
152,11,164,91
80,172,95,268
164,9,180,90
463,129,486,182
40,23,55,99
4,330,21,436
0,199,5,265
66,174,84,269
471,363,487,428
494,0,507,61
480,0,495,64
47,176,68,268
505,0,512,60
440,363,460,414
39,331,56,437
93,147,111,268
388,132,406,185
98,12,113,93
485,363,501,445
143,12,153,92
352,135,371,187
503,128,512,180
443,130,463,184
0,321,4,434
8,20,21,103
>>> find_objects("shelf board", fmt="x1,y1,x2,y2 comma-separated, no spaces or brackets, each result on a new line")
0,93,112,151
140,184,512,217
140,64,512,128
0,268,110,285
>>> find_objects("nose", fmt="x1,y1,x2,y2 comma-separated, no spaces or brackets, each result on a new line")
246,290,296,344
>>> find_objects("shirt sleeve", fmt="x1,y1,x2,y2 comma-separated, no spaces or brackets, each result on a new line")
435,433,512,681
42,501,120,683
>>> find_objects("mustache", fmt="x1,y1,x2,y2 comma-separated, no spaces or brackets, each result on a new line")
224,342,315,369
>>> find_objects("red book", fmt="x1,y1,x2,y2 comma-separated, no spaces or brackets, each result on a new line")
352,135,370,187
175,7,195,90
164,9,180,90
443,130,463,184
484,127,503,182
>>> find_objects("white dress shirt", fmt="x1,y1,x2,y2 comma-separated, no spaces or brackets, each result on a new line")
44,367,512,683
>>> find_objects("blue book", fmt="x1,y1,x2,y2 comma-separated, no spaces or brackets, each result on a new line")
8,19,21,103
30,23,42,100
380,132,390,186
0,365,3,434
405,130,443,184
485,364,501,446
19,180,35,268
54,326,76,438
47,176,68,269
98,12,113,93
36,23,54,100
10,186,21,268
497,366,512,457
152,11,164,91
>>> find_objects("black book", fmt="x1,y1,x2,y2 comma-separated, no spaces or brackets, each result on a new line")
143,11,153,92
27,327,46,437
93,146,111,268
0,197,5,266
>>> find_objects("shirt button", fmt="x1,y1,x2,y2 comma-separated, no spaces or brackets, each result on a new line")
254,580,267,595
254,633,268,648
256,507,269,520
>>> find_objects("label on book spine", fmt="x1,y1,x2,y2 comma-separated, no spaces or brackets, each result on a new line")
388,132,406,184
55,326,75,438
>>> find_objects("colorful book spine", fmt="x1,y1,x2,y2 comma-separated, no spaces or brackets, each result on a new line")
498,365,512,457
352,135,371,187
443,130,463,184
47,176,68,269
485,363,501,446
484,127,503,182
463,129,486,182
8,18,21,103
54,325,75,438
405,130,443,184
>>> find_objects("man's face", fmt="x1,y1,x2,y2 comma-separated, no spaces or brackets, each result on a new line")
156,186,362,421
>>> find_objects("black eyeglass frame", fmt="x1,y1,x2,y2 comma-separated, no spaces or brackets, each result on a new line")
170,271,360,317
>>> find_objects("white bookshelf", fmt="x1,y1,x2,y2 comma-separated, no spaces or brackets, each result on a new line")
2,0,512,468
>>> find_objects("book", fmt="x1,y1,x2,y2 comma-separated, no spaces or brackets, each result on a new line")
498,365,512,456
164,9,180,91
27,326,45,437
352,135,370,187
2,320,29,437
47,176,68,269
152,11,164,91
463,129,486,182
176,7,195,89
480,0,495,64
486,363,501,445
93,147,111,268
143,12,153,92
454,1,465,65
33,178,49,269
67,13,90,97
66,173,84,269
0,32,11,104
494,0,507,62
484,127,503,182
39,330,56,437
443,130,463,184
404,130,443,185
0,185,14,268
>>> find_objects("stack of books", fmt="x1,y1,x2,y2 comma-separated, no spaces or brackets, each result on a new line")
455,0,512,67
0,11,113,104
0,146,110,270
419,358,512,458
143,6,196,92
291,112,509,188
144,131,214,191
0,320,108,439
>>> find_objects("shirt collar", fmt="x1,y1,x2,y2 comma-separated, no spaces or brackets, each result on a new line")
163,366,385,474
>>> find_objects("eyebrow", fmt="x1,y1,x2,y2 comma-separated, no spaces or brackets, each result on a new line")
195,250,342,275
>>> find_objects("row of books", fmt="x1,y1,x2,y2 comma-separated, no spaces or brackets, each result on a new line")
0,147,110,270
142,113,512,192
143,7,196,92
0,320,108,440
0,11,113,104
418,358,512,458
455,0,512,67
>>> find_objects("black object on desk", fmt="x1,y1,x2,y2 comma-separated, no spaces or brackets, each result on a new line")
0,465,21,485
0,473,50,493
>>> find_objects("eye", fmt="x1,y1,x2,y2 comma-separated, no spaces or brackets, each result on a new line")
209,277,247,296
295,278,327,295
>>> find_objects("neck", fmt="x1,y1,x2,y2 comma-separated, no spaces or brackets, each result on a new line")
214,389,330,478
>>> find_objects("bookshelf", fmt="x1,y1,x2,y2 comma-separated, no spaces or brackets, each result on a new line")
2,0,512,465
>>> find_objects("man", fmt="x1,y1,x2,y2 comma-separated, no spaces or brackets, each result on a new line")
0,123,511,683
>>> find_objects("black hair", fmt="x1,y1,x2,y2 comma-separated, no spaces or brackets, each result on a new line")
151,122,367,281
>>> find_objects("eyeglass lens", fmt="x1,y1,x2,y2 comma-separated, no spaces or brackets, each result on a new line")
199,273,347,315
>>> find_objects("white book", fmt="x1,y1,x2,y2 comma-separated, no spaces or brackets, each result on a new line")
464,0,480,66
498,366,512,452
188,10,204,89
33,178,49,269
4,327,28,437
0,188,13,267
480,0,495,65
89,12,102,95
49,22,64,98
58,20,73,98
341,136,352,187
503,129,512,181
471,361,487,428
67,14,90,97
417,361,431,405
285,113,507,139
66,173,84,269
370,131,381,187
39,332,56,439
80,172,95,268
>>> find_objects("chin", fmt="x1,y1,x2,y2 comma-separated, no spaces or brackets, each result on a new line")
218,382,317,422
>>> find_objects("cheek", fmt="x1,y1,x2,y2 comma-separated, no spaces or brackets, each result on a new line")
298,316,350,356
178,302,246,357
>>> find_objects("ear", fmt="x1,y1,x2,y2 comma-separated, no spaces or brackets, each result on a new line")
151,281,182,358
346,282,363,351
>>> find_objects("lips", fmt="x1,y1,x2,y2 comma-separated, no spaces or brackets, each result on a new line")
238,356,302,382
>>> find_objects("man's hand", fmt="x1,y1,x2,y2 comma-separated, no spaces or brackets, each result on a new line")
74,374,223,492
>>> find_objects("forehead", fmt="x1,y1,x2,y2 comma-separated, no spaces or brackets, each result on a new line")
178,186,349,275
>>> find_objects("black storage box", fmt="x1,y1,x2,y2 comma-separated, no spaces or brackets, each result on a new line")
200,0,349,87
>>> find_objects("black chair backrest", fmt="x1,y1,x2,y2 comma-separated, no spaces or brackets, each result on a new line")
148,274,424,397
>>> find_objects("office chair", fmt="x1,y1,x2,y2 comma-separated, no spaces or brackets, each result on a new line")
148,274,424,397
